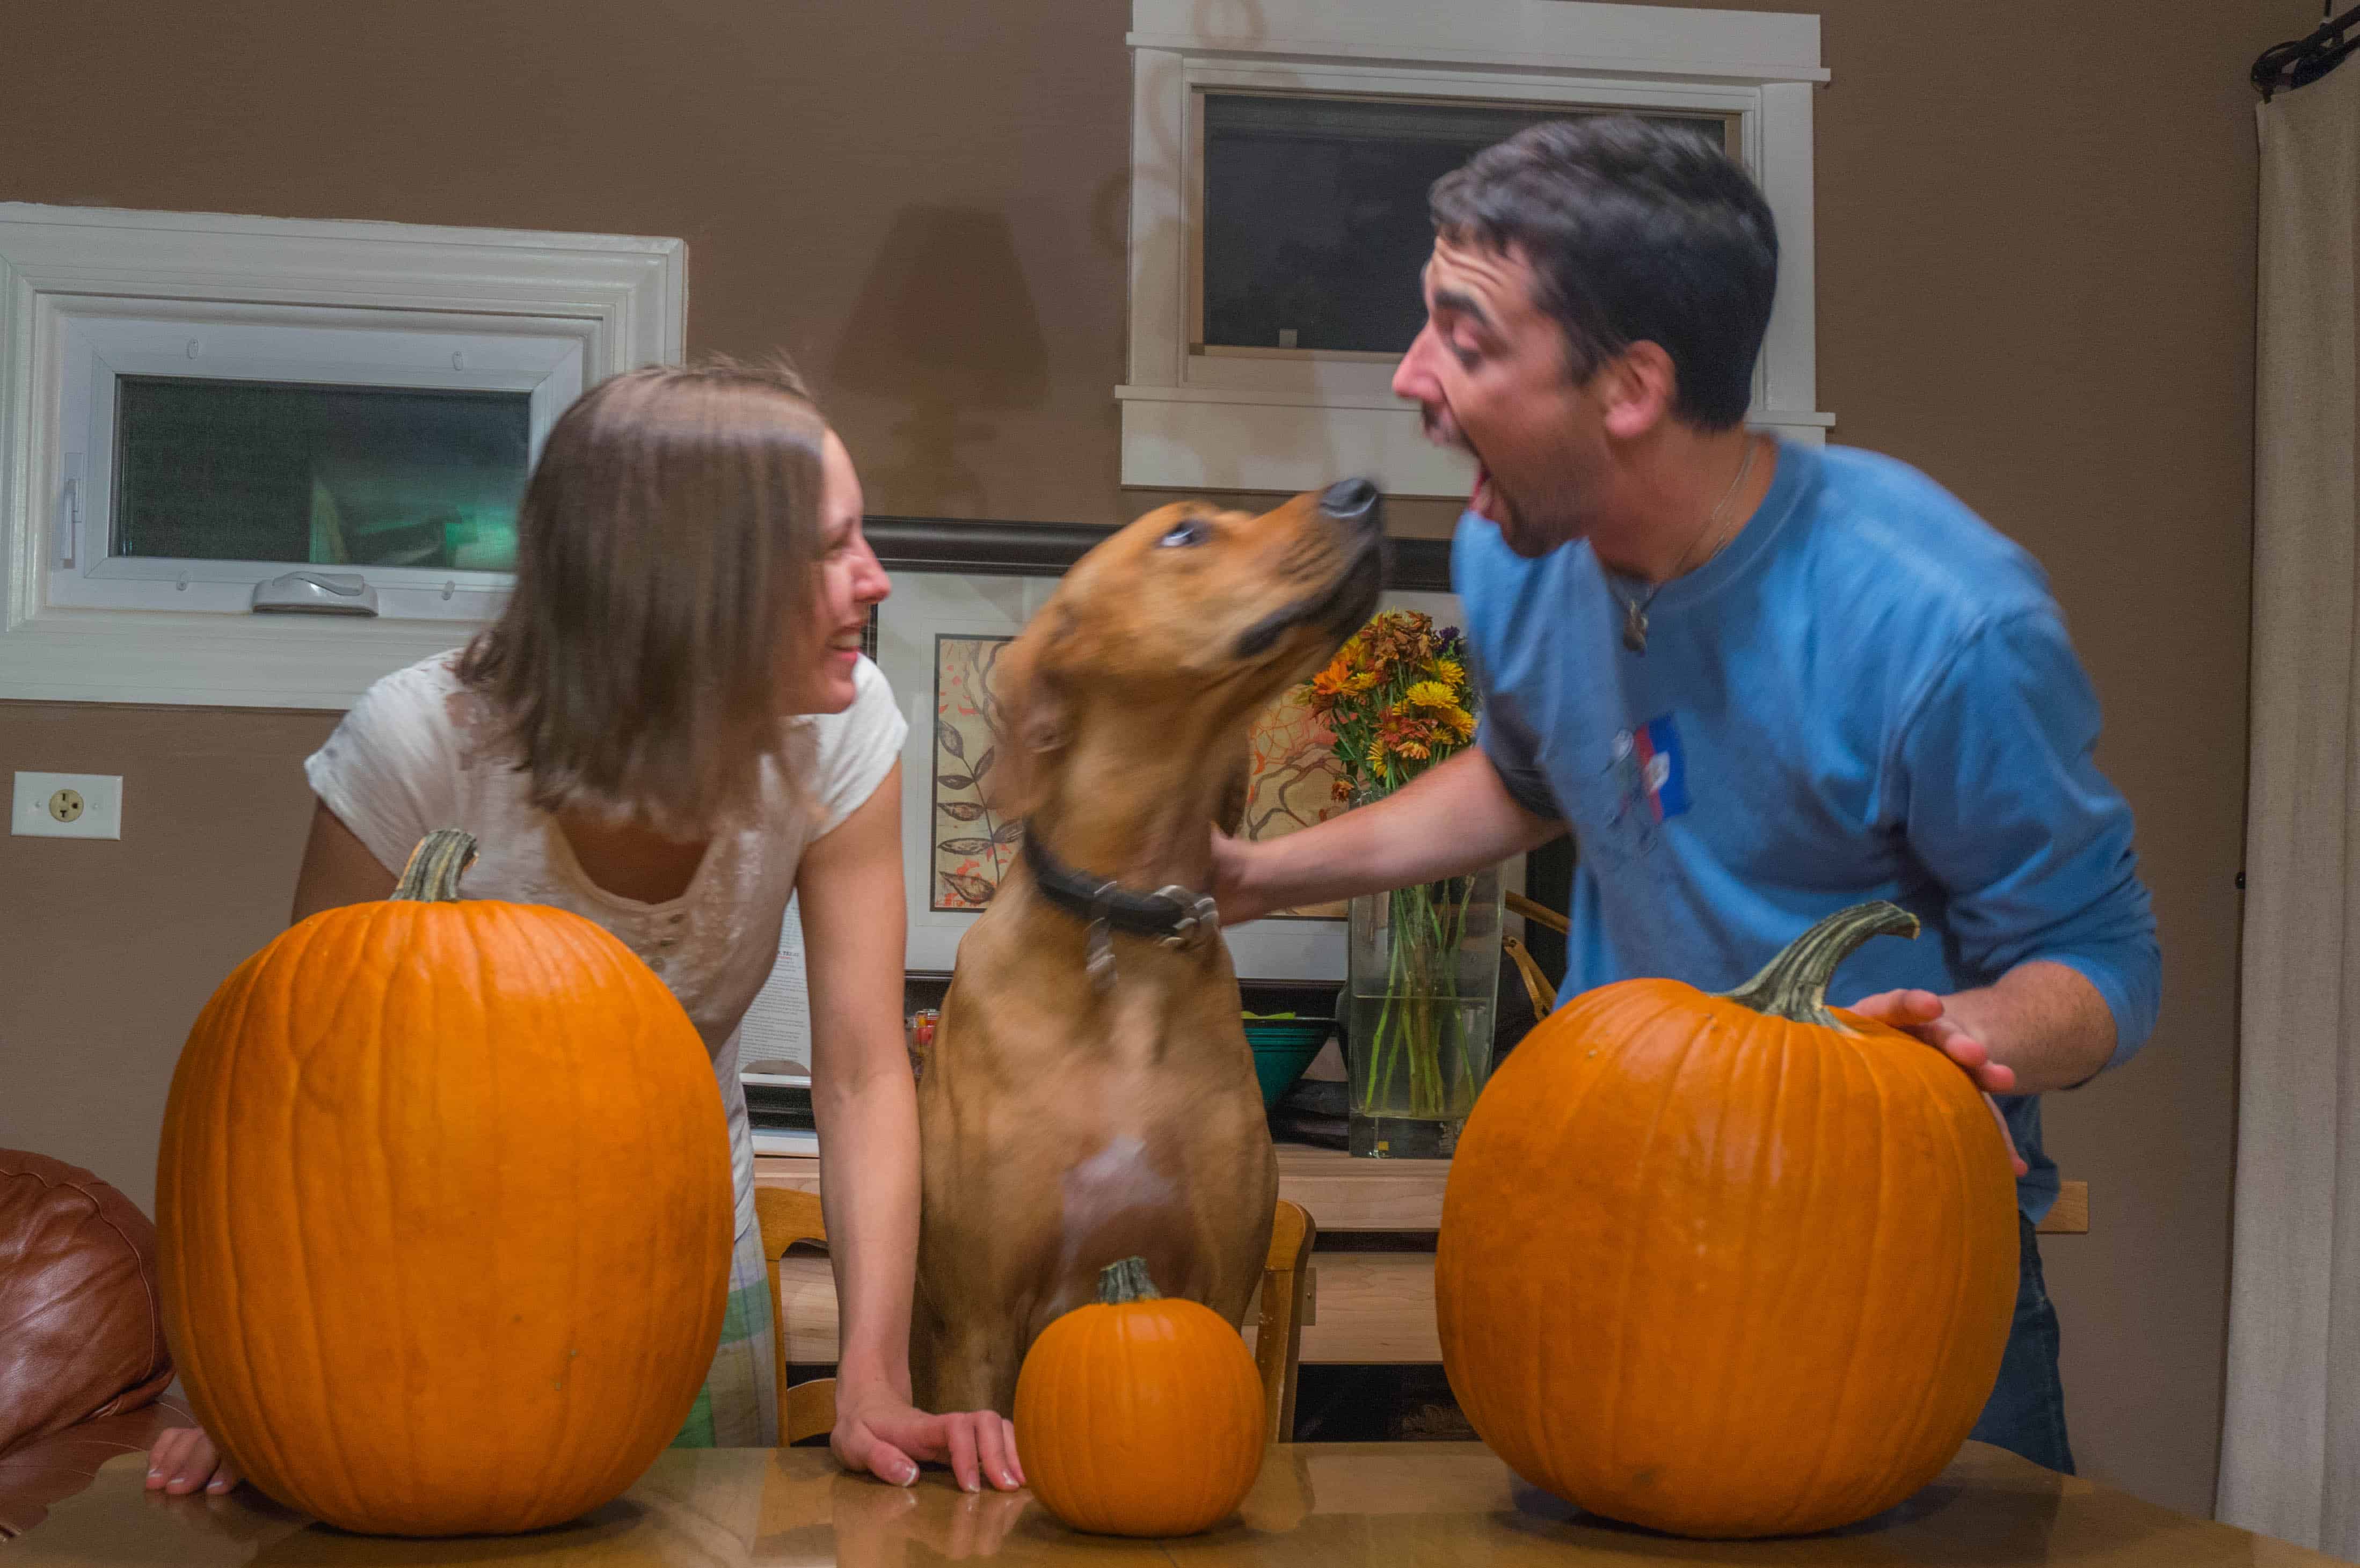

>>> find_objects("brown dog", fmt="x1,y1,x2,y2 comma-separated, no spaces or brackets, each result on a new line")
908,479,1386,1417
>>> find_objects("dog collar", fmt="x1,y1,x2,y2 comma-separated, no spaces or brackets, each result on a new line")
1020,829,1221,993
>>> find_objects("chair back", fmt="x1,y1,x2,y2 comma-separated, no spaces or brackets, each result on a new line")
754,1185,837,1445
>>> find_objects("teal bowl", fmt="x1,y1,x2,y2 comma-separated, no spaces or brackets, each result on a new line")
1244,1018,1332,1106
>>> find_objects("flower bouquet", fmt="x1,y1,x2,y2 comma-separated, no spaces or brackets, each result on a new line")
1301,611,1504,1158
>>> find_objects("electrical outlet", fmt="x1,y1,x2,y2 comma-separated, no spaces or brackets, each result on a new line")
11,772,122,840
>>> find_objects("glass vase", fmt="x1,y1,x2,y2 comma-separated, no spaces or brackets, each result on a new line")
1345,861,1505,1158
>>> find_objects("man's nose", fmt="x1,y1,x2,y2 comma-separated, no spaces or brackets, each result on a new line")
1393,324,1441,403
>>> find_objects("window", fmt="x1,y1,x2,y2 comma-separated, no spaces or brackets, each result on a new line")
1118,0,1830,498
1200,95,1730,357
112,378,528,573
0,202,684,708
46,307,585,621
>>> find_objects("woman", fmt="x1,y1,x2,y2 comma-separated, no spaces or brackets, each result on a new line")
147,360,1021,1497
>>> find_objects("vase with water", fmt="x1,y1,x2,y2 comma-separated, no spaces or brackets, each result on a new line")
1345,861,1504,1157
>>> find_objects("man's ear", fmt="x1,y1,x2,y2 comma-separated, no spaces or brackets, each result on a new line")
1597,340,1677,442
980,617,1069,822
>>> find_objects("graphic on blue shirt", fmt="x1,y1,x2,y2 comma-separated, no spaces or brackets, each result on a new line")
1608,715,1689,834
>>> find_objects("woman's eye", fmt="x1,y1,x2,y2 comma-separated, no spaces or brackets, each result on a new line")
1160,520,1208,549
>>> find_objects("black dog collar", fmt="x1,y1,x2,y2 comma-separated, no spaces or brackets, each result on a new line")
1019,829,1220,991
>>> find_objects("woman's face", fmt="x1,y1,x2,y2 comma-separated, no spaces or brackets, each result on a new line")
780,428,892,717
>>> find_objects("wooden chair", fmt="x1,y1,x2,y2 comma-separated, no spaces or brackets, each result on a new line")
754,1185,837,1445
1254,1198,1317,1446
754,1185,1319,1448
1505,888,1569,1021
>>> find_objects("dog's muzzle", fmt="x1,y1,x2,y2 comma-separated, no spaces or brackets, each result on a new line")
1234,479,1389,659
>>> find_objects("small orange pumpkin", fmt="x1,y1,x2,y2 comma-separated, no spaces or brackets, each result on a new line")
1436,901,2019,1539
156,829,734,1537
1014,1257,1265,1536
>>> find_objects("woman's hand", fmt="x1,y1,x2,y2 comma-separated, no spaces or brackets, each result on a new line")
145,1425,239,1496
830,1385,1023,1493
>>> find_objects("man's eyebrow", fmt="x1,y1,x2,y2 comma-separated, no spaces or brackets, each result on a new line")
1432,288,1492,329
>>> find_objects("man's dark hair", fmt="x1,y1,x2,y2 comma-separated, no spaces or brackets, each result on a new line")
1429,114,1778,429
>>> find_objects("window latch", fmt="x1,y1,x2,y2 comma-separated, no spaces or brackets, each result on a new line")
55,453,82,570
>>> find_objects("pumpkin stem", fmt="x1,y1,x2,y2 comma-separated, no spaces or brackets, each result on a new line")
1715,901,1920,1031
392,829,479,903
1097,1257,1163,1305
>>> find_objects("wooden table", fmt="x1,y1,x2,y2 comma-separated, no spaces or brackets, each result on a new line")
12,1442,2340,1566
755,1148,2092,1368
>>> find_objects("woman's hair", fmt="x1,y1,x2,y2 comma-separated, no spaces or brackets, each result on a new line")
458,356,829,832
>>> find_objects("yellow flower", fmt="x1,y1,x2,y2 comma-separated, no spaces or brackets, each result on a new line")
1441,705,1475,742
1428,657,1466,687
1365,737,1387,775
1394,738,1432,761
1347,672,1380,694
1404,680,1458,710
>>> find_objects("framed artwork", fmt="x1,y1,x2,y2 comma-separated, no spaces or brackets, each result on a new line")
865,516,1480,981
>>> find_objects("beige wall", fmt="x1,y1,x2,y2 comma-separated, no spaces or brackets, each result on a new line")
0,0,2291,1517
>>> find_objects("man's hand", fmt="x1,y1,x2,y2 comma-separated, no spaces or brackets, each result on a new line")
146,1425,239,1496
1850,988,2030,1178
831,1385,1023,1494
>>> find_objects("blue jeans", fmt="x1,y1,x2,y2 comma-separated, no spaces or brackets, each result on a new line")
1968,1209,2075,1474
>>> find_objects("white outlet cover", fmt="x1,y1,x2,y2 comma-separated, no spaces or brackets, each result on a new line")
11,771,122,840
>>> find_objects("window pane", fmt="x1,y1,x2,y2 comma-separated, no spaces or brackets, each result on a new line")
1201,96,1729,355
113,377,531,572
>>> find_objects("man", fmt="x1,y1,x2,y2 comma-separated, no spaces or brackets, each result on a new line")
1212,116,2159,1474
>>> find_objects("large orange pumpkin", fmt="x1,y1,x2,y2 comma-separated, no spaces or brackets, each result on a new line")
1014,1257,1265,1537
1435,901,2018,1539
155,829,733,1537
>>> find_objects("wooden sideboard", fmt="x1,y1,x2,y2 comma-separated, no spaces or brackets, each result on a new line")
751,1145,2089,1369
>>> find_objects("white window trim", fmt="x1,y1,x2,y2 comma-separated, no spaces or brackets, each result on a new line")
0,203,686,709
1117,0,1831,499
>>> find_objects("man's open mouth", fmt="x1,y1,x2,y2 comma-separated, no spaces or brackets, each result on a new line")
1420,406,1499,523
1471,462,1502,524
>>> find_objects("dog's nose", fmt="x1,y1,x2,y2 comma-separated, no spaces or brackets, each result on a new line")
1320,478,1382,530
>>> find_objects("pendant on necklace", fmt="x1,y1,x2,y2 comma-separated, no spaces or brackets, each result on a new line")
1621,597,1650,654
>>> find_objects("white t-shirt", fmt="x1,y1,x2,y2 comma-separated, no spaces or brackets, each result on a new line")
304,650,908,1238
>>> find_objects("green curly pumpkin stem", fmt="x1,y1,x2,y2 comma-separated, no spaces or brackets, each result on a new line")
1097,1257,1162,1305
392,829,480,903
1715,900,1920,1031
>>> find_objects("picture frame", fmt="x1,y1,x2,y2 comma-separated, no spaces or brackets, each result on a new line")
863,515,1475,982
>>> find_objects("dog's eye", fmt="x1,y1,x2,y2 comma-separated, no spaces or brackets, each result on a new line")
1159,519,1209,549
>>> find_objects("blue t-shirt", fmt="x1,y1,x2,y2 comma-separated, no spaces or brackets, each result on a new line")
1457,438,2160,1222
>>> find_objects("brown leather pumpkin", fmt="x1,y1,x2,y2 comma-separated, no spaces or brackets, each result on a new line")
0,1151,173,1456
1435,902,2019,1538
155,830,733,1537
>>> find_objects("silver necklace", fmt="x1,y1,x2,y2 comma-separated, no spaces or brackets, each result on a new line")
1614,435,1760,655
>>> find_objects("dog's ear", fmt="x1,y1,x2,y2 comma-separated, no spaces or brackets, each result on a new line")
979,617,1069,822
1215,745,1252,837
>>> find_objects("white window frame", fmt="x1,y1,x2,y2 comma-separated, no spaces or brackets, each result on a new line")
0,203,686,708
1117,0,1830,498
52,309,582,620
